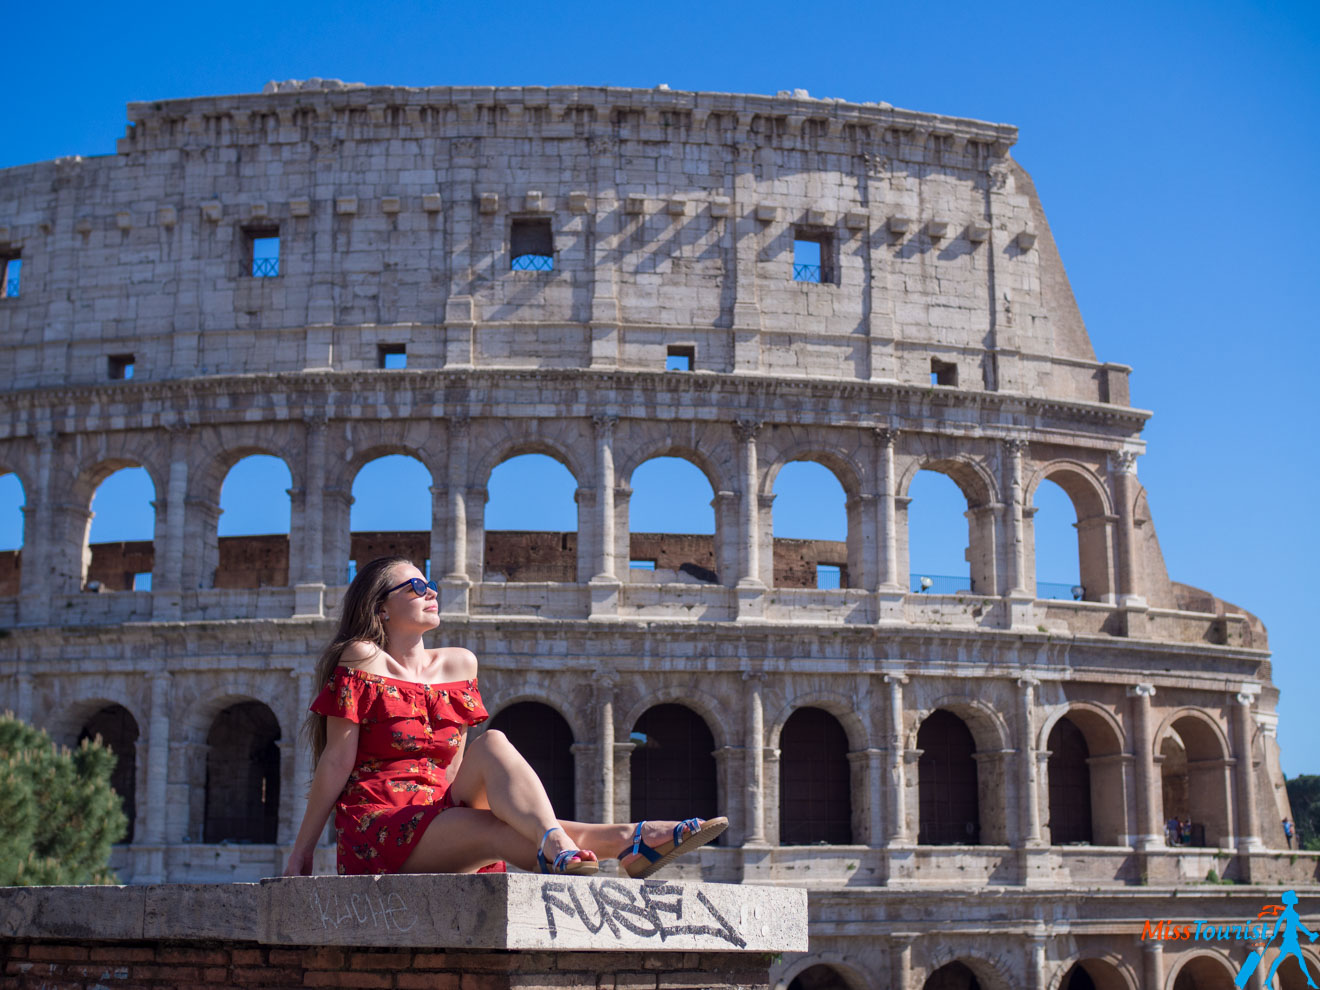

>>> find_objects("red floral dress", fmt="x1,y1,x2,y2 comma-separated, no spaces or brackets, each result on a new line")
309,665,507,876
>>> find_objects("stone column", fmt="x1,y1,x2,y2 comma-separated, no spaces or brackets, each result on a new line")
1018,677,1042,846
1142,938,1163,990
438,417,471,614
888,935,914,990
1128,683,1162,850
294,415,327,616
597,677,616,823
885,674,911,843
288,668,314,844
1003,439,1028,596
153,425,189,618
18,428,55,623
1233,689,1262,852
735,420,763,589
143,672,171,845
1113,450,1146,607
1027,936,1047,990
874,428,901,591
743,672,766,844
591,415,619,583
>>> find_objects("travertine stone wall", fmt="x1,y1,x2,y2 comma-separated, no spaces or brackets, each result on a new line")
0,83,1304,990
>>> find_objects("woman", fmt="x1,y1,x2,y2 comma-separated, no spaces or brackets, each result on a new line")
284,555,726,877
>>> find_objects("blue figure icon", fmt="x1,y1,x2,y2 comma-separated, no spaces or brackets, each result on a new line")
1256,890,1318,988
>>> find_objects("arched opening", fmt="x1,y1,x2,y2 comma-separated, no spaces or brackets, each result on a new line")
1276,952,1320,989
350,455,431,582
488,702,576,820
787,963,853,990
630,704,718,829
779,707,852,845
921,961,982,990
215,455,293,588
78,704,139,843
1171,954,1236,989
771,460,849,589
918,710,980,845
1048,717,1093,844
904,469,979,595
1031,478,1081,601
1160,715,1231,848
86,466,156,591
0,472,23,596
1059,958,1130,990
203,701,281,843
627,456,718,585
484,453,579,582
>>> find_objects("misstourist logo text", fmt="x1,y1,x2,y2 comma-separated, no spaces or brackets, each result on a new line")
1141,889,1318,988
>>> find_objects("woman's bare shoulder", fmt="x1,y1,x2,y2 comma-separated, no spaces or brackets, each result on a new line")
339,640,383,668
434,646,478,681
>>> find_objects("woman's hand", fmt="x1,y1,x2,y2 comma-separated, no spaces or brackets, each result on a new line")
283,844,315,876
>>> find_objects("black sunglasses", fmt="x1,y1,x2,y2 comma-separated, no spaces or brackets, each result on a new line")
384,577,439,598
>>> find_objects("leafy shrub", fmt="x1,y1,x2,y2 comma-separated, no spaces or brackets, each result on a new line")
0,713,126,885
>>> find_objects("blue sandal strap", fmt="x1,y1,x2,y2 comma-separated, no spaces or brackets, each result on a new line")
553,849,588,871
673,818,702,845
629,820,662,863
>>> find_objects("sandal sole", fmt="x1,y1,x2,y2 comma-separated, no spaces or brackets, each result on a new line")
624,817,729,880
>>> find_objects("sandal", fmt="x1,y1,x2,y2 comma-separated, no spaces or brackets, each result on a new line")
620,816,729,879
537,826,599,876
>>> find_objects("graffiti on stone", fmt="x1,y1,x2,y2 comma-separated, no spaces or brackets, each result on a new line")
540,879,747,947
310,887,416,934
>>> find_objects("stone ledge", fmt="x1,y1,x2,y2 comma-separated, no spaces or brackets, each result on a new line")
0,874,806,953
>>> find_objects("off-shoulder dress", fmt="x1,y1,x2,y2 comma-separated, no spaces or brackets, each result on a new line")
309,665,507,876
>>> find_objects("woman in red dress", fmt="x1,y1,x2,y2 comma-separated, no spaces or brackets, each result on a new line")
284,556,726,877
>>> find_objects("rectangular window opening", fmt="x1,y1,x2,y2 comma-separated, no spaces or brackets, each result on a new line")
108,354,136,380
931,358,958,387
793,231,832,283
666,345,695,372
245,226,280,278
132,572,152,592
816,564,842,590
510,218,554,271
378,343,407,369
2,255,22,298
630,559,657,571
346,559,358,583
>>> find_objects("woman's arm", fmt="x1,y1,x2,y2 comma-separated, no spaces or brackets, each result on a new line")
283,716,360,876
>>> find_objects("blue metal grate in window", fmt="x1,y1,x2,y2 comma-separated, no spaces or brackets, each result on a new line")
793,262,821,282
511,254,554,271
252,258,279,278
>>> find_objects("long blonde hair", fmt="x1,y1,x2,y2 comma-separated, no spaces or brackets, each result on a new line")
304,555,414,764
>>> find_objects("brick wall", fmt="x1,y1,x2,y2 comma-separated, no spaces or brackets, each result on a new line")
0,941,769,990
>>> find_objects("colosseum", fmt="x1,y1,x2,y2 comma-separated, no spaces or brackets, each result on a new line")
0,80,1313,990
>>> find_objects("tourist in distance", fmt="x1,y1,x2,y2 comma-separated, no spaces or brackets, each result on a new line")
284,555,726,877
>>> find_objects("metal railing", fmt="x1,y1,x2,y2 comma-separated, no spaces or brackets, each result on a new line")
3,278,18,298
1037,580,1084,601
511,254,554,272
792,262,822,282
911,573,974,594
251,258,279,278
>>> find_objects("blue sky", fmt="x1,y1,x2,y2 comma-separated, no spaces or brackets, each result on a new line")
0,0,1316,773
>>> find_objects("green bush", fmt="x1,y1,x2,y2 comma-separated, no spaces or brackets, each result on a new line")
0,713,126,885
1286,775,1320,849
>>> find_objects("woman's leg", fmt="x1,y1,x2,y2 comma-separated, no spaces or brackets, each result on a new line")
400,807,538,873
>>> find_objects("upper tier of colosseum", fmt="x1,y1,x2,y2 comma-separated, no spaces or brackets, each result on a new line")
0,83,1125,403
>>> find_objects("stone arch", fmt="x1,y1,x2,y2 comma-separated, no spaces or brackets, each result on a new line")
74,455,163,592
77,703,141,844
629,702,720,832
898,454,1001,597
909,696,1011,755
1156,709,1233,849
767,691,870,752
920,949,1016,990
195,445,297,590
778,956,872,990
1274,947,1320,989
618,441,727,499
202,699,283,844
486,692,589,746
619,683,734,752
911,696,1011,845
1166,949,1238,989
1039,702,1128,847
471,435,588,495
1026,460,1116,603
622,449,724,587
1048,956,1137,990
0,463,27,597
764,445,862,590
488,700,577,820
777,706,855,845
